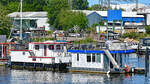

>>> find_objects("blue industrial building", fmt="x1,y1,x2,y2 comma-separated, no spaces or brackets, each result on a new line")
82,10,145,27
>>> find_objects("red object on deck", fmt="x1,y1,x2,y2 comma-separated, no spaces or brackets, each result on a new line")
124,65,130,72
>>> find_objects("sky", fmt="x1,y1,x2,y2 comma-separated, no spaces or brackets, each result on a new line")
88,0,150,6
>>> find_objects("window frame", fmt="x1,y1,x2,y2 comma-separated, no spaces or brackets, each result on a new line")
77,53,79,61
87,54,91,62
56,45,61,50
35,45,39,50
48,45,54,50
92,53,96,62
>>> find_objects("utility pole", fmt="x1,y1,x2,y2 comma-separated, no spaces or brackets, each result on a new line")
20,0,23,41
101,0,103,7
99,0,101,9
136,0,138,9
108,0,110,9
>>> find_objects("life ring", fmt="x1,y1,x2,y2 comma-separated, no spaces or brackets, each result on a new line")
124,65,130,73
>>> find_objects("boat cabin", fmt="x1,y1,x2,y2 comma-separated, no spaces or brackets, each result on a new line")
10,41,71,64
68,49,135,73
139,38,150,50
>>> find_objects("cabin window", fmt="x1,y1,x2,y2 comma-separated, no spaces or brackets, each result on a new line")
92,54,95,62
35,45,39,50
23,52,25,55
56,45,61,50
96,54,101,63
32,58,36,61
87,54,91,62
48,45,54,50
77,53,79,61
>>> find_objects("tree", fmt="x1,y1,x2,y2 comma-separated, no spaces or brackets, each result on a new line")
7,2,20,13
0,0,48,13
23,0,48,11
72,0,89,10
145,26,150,34
45,0,70,29
56,10,88,32
0,5,11,36
88,4,112,11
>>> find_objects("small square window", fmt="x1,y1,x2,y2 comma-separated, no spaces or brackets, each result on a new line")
32,58,36,61
35,45,39,50
23,52,25,55
87,54,91,62
49,45,54,50
77,53,79,61
56,45,61,50
92,54,95,62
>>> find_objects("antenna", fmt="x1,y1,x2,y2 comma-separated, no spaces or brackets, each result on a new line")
20,0,23,40
136,0,138,9
108,0,110,9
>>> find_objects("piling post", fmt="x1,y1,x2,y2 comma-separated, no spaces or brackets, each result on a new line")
145,47,149,73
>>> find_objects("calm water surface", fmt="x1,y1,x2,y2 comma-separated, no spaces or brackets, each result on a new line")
0,53,150,84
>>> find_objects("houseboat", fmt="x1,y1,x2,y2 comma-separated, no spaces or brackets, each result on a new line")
67,40,144,74
10,40,72,70
138,38,150,52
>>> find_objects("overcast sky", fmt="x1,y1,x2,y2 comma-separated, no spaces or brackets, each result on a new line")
88,0,150,6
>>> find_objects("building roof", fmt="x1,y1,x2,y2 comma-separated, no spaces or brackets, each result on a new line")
72,10,94,16
78,10,144,18
8,12,47,18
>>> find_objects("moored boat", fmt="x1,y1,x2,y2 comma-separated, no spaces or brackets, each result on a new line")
67,40,145,74
10,40,72,70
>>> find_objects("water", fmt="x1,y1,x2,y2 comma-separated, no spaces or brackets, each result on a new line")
0,53,150,84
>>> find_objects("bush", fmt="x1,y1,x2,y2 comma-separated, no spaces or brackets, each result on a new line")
145,26,150,34
33,37,55,42
73,37,96,44
122,32,147,40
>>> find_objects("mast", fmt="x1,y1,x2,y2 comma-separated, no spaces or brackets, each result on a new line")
20,0,23,41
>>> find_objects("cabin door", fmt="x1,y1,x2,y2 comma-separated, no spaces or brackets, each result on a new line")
44,45,47,56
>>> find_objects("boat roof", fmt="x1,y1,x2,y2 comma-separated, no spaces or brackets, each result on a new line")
30,40,71,44
67,49,135,54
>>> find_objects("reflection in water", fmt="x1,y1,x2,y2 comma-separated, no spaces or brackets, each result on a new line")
0,68,148,84
0,53,149,84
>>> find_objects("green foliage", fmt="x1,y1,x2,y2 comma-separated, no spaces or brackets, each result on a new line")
47,30,53,35
23,0,48,11
0,0,48,13
45,0,70,29
0,4,11,36
132,8,137,11
145,26,150,34
57,10,88,31
7,2,20,13
72,0,89,10
122,32,147,40
73,37,96,44
100,21,104,26
92,24,98,28
33,37,55,42
88,4,112,11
